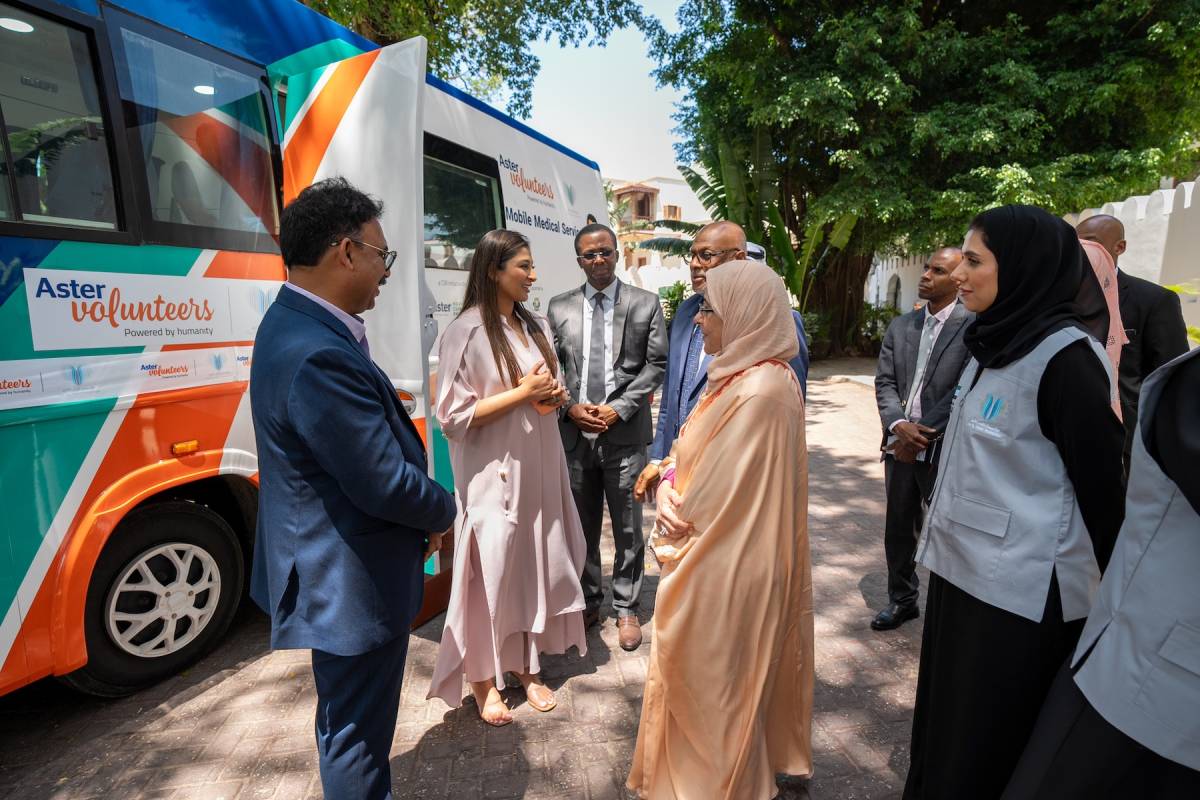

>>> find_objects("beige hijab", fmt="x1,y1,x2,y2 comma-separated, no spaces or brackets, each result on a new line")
703,259,799,387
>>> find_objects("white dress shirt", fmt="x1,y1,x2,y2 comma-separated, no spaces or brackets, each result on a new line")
906,300,956,421
579,279,619,403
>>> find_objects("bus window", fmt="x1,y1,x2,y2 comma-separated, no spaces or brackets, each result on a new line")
0,3,119,230
424,156,502,272
0,146,10,219
109,17,279,250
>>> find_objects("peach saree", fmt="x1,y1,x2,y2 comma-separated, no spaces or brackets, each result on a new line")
629,261,814,799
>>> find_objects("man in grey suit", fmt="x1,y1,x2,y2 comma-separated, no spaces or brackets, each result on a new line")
547,223,667,651
872,247,974,630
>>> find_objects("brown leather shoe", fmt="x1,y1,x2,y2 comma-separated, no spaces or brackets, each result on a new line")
617,616,642,651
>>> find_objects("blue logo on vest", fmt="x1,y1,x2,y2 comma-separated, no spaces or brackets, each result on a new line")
981,394,1005,421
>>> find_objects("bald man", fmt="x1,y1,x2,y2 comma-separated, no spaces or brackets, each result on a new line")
635,221,809,499
1076,214,1188,468
871,248,974,630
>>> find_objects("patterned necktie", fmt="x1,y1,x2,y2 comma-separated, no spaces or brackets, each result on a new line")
681,323,704,410
905,313,939,415
587,293,607,403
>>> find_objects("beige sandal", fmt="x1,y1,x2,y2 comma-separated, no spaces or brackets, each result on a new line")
516,672,557,712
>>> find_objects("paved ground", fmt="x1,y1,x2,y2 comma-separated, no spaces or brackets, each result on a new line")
0,363,927,800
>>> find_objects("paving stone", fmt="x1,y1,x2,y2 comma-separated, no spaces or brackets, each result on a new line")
0,373,925,800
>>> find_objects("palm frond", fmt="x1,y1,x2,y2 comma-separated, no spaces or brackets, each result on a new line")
766,205,802,298
649,219,703,234
679,164,726,220
637,236,694,257
718,138,750,226
828,212,859,251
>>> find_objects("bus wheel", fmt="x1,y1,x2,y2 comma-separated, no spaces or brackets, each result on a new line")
60,501,244,697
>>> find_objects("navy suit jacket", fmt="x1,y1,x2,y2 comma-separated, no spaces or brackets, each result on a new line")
649,291,809,460
249,285,456,656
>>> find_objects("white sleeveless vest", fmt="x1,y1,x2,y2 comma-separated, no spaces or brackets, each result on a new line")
916,327,1111,622
1071,346,1200,770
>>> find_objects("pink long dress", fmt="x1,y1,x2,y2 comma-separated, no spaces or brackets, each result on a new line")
427,307,587,706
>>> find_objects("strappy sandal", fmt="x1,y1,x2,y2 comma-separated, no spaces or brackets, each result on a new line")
516,673,557,712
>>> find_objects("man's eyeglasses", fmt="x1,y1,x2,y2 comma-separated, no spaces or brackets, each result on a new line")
577,248,616,263
335,238,397,270
697,302,715,315
688,248,737,266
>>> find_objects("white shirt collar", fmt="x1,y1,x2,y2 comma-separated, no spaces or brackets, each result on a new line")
285,281,368,344
926,300,956,325
584,279,620,304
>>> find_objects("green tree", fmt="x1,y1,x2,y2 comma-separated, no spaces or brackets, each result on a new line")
303,1,646,116
648,0,1200,353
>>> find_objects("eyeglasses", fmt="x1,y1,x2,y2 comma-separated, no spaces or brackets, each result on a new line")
334,237,397,270
688,248,737,266
698,302,715,315
577,248,615,263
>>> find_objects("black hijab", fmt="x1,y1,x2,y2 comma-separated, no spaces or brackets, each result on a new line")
963,205,1109,369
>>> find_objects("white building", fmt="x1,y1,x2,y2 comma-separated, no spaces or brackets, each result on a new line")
609,174,711,295
865,180,1200,329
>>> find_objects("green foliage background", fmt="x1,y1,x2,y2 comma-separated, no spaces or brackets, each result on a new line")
645,0,1200,351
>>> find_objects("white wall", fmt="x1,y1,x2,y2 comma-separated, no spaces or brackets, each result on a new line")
865,181,1200,329
612,173,712,296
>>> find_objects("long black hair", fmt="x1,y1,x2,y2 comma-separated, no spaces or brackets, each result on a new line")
460,230,558,386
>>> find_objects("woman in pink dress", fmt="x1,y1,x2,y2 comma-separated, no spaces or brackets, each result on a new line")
428,230,588,726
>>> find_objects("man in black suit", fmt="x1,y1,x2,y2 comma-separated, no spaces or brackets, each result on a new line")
547,223,668,651
871,248,974,631
1076,214,1189,468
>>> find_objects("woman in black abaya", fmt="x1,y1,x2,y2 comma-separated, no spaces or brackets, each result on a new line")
902,205,1126,800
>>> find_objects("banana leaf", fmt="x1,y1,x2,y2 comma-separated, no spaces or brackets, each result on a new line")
636,236,694,257
679,164,726,220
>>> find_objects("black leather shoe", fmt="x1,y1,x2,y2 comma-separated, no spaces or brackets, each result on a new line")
871,602,919,631
583,608,601,629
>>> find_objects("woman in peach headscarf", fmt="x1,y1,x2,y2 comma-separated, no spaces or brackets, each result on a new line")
628,260,813,800
1079,237,1127,419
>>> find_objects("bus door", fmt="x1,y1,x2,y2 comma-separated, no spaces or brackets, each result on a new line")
278,38,452,621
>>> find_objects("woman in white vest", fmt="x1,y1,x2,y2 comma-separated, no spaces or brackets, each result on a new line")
1002,347,1200,798
903,205,1126,799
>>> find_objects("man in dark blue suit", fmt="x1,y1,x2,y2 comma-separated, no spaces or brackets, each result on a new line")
250,178,456,800
635,221,809,499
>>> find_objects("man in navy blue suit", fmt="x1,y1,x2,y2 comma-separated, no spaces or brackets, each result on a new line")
634,221,809,500
250,178,456,800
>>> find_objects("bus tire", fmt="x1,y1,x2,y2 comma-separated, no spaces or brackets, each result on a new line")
60,501,244,697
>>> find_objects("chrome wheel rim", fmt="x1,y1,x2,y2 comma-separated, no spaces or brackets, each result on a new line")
105,542,221,658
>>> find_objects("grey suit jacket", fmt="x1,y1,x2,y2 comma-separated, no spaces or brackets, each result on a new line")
875,302,975,452
547,280,668,449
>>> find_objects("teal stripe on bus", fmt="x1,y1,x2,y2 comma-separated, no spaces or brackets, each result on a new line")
0,401,118,625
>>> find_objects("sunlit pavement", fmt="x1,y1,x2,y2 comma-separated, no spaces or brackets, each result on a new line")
0,362,920,800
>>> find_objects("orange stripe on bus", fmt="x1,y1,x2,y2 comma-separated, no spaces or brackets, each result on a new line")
34,387,249,677
283,50,381,205
204,251,285,281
